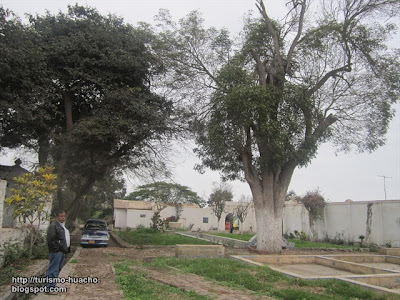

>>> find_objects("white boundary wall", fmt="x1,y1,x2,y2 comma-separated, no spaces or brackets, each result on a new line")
114,199,400,246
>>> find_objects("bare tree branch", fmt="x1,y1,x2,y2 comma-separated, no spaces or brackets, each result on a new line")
286,0,307,69
256,0,284,69
308,64,352,96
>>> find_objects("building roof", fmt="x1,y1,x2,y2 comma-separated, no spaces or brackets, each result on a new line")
0,160,29,183
114,199,153,210
113,199,201,210
165,202,201,209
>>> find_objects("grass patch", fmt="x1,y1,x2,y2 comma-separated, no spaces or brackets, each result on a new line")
114,261,209,299
69,259,78,263
209,233,357,249
146,257,399,300
115,228,212,246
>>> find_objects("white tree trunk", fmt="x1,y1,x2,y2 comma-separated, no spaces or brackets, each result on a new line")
242,149,295,253
254,202,283,253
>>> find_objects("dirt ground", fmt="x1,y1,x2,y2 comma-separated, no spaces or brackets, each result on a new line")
37,245,356,300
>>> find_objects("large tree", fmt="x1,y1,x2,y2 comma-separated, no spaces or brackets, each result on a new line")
208,182,233,232
157,0,400,252
126,181,205,221
1,5,174,221
0,7,51,158
125,181,206,215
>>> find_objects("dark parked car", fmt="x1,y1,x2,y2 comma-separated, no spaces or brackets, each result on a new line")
80,219,110,247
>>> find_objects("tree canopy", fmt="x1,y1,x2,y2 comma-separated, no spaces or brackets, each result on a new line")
125,181,205,207
156,0,400,252
0,5,175,221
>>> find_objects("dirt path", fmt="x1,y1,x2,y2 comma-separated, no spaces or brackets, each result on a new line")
130,264,273,300
57,248,124,300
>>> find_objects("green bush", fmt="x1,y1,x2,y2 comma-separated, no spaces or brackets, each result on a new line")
295,231,308,241
1,242,27,268
0,242,29,286
31,243,48,260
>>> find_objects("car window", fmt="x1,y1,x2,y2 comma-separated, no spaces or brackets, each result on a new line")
85,221,107,230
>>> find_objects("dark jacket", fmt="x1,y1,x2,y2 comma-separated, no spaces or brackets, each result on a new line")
47,220,69,254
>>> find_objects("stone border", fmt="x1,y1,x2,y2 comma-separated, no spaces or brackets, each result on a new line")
109,231,134,248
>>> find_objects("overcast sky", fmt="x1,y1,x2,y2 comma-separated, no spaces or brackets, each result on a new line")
1,0,399,202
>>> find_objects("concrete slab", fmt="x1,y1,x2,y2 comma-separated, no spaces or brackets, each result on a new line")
269,263,355,277
362,263,400,272
380,248,400,256
231,254,400,296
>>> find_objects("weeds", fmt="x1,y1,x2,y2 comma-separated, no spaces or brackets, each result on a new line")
0,237,48,286
0,242,29,286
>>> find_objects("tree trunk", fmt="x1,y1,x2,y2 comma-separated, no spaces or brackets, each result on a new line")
56,184,65,211
254,199,284,253
63,90,73,133
365,202,373,245
38,136,50,167
309,216,318,241
243,160,296,253
55,90,74,210
66,178,96,222
29,226,34,259
67,198,82,225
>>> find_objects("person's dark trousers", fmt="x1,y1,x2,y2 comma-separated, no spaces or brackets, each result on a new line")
46,251,65,288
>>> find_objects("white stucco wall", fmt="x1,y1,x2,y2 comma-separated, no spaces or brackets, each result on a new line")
0,227,29,266
115,199,400,246
180,207,219,231
159,206,176,221
324,202,366,243
126,209,153,228
114,208,127,228
289,200,400,246
283,201,310,236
